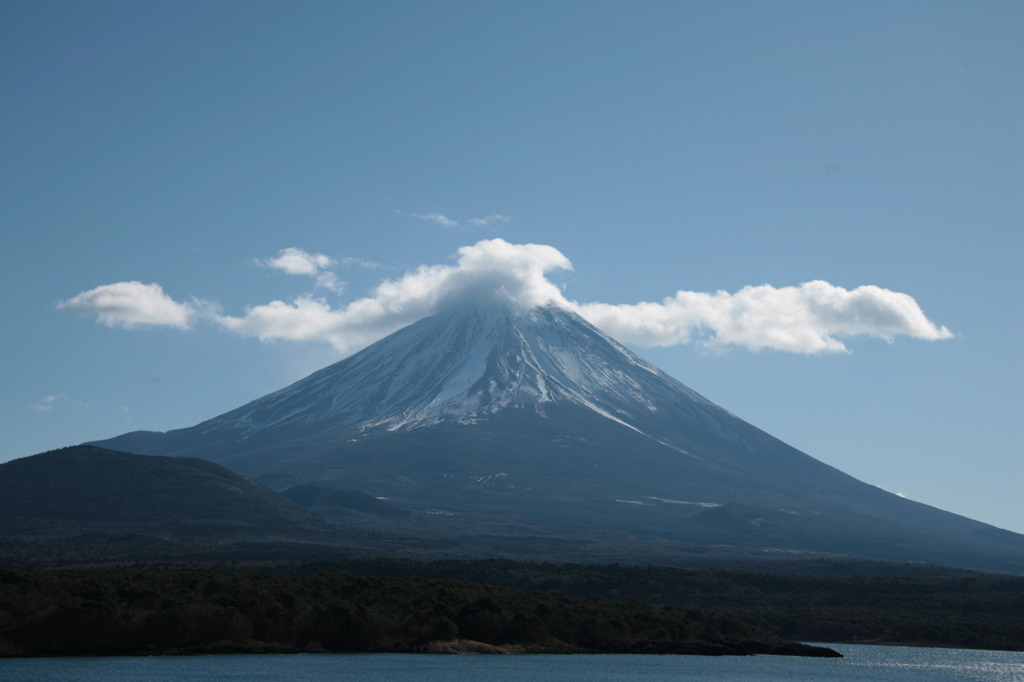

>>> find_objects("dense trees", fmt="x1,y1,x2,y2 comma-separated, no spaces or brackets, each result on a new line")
0,569,836,658
2,559,1020,657
290,558,1024,652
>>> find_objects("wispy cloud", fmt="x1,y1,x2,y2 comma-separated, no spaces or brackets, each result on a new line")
312,272,344,294
60,239,953,357
30,393,65,412
398,211,511,229
30,393,88,412
401,211,460,228
469,214,511,227
340,256,389,270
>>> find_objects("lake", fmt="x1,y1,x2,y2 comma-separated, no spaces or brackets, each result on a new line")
1,644,1022,681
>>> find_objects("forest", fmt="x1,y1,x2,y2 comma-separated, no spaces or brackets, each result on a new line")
0,568,838,658
3,557,1022,657
278,557,1024,652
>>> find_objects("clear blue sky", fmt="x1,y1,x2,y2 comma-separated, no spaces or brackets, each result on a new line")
3,1,1021,533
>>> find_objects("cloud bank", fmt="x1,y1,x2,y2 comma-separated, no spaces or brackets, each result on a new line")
579,281,953,354
58,239,952,356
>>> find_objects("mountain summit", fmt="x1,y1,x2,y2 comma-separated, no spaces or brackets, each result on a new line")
95,303,1024,572
199,305,716,439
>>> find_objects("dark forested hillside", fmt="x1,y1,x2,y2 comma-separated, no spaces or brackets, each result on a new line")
0,446,320,529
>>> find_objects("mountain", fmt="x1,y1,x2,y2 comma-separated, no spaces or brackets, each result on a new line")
0,445,341,565
93,304,1024,572
0,445,324,527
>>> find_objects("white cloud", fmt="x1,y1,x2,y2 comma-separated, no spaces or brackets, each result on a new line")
469,214,512,227
260,247,344,293
575,281,953,354
219,239,571,354
58,281,201,329
60,239,953,358
261,247,335,276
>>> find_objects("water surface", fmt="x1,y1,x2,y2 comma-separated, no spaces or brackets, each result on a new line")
1,644,1021,681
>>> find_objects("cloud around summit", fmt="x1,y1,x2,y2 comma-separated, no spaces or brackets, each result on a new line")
58,239,953,356
218,239,571,354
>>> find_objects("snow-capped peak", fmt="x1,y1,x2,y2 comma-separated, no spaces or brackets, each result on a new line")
204,304,715,438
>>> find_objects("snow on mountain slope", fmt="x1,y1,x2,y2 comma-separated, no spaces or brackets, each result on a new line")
201,305,718,439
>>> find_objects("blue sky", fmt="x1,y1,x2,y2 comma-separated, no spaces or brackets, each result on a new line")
3,1,1022,533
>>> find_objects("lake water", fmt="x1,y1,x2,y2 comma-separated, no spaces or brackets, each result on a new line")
1,644,1022,681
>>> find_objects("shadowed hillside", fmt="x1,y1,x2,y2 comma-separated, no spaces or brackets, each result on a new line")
0,446,320,528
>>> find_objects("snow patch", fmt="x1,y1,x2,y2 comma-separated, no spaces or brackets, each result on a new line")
646,497,722,508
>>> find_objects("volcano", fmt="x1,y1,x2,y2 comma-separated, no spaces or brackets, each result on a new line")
94,304,1024,572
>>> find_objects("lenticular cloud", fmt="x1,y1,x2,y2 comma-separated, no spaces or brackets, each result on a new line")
59,238,953,356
